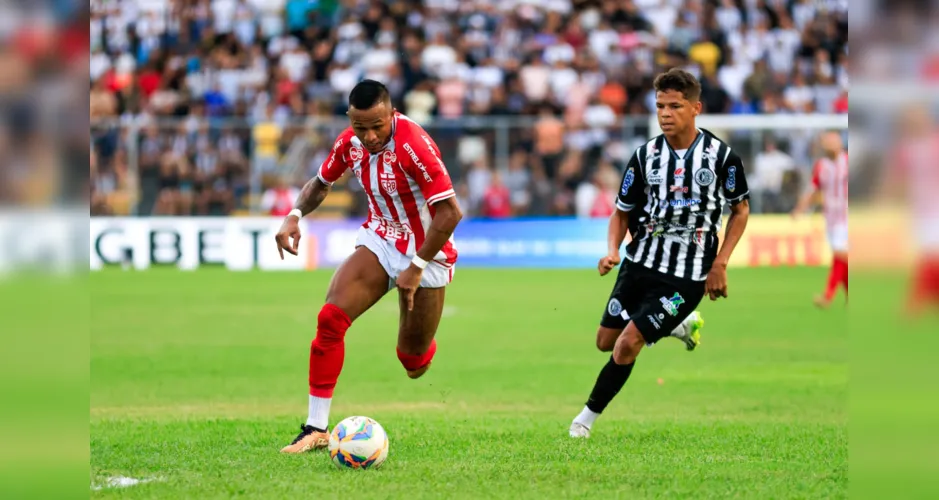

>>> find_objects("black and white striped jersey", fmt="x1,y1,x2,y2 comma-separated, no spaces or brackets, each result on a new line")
616,128,750,281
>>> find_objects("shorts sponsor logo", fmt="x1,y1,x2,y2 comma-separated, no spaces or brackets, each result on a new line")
695,168,715,186
660,292,685,316
647,314,662,330
608,298,623,317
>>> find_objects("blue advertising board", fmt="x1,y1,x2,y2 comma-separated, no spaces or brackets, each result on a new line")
307,218,611,269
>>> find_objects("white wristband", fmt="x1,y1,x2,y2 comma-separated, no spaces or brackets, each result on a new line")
411,255,428,270
287,208,303,220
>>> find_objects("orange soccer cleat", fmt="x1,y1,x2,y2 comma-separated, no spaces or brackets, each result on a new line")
280,424,329,453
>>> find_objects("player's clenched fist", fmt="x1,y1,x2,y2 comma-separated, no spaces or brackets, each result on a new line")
275,217,302,259
598,253,621,276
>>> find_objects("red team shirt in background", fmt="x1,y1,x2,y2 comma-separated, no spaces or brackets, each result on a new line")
896,134,939,252
812,151,849,232
317,112,458,265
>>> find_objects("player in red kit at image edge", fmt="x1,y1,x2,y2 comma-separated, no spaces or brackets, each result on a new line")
275,80,463,453
792,130,849,308
881,106,939,314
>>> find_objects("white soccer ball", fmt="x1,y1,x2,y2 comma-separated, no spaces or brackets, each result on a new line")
328,416,389,470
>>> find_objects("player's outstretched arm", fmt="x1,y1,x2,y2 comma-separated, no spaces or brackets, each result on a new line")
599,209,629,276
274,177,331,259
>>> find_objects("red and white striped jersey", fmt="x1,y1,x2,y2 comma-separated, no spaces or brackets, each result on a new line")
317,112,458,265
812,151,849,228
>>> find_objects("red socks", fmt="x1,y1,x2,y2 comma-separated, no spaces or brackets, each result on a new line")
309,304,351,398
824,256,849,301
397,339,437,371
309,304,437,395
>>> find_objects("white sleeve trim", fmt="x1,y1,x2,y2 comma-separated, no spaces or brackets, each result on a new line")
727,190,750,202
615,199,634,212
427,189,456,205
316,172,334,186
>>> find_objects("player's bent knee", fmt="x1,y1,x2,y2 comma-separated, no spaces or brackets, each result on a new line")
612,325,644,365
316,304,352,346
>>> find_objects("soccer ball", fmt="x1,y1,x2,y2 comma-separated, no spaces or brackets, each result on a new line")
328,416,389,470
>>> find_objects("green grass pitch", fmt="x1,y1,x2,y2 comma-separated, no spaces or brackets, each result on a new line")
91,266,846,499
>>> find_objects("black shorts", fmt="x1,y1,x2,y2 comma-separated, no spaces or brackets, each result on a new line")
600,262,706,345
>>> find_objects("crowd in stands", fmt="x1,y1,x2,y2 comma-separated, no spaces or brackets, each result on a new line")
89,0,848,218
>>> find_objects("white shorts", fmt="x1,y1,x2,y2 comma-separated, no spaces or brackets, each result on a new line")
827,223,848,252
355,227,454,291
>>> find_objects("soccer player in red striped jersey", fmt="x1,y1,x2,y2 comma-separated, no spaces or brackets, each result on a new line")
275,80,463,453
792,130,849,308
881,106,939,315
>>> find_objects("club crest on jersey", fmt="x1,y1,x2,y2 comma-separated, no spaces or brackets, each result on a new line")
726,166,737,192
383,151,397,164
621,167,635,195
379,169,397,195
660,292,685,316
695,168,715,186
349,147,364,162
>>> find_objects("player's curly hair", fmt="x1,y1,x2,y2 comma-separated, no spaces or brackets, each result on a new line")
653,68,702,102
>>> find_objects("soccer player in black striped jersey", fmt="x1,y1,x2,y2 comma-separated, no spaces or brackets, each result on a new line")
569,69,750,438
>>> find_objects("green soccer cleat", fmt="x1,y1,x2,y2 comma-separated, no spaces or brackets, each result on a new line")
671,311,703,351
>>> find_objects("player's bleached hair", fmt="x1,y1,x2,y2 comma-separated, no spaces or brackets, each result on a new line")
653,68,702,102
349,80,391,109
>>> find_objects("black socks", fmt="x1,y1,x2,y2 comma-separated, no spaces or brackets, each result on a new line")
585,356,635,414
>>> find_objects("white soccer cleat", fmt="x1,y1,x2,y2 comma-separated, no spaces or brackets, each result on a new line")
569,422,591,439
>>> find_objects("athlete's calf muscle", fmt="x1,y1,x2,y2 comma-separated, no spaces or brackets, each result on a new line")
397,287,446,354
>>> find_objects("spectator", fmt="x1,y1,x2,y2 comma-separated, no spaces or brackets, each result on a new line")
88,0,848,217
260,176,300,217
751,139,797,214
480,171,512,219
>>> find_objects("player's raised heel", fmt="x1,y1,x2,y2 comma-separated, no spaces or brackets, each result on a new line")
569,422,591,438
406,362,431,379
280,424,329,453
